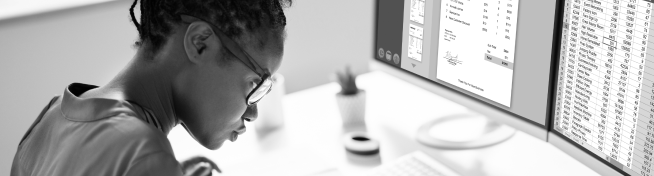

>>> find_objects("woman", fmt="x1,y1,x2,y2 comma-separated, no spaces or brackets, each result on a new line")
11,0,291,175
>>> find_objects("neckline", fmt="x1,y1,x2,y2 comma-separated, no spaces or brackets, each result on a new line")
60,83,166,133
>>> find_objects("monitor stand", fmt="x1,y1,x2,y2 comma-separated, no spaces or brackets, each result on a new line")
416,112,515,150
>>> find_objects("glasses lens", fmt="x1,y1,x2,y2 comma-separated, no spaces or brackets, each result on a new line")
247,77,274,105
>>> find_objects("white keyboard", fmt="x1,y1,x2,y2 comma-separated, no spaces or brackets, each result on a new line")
367,151,460,176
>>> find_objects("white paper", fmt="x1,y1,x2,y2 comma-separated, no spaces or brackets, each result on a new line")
436,0,520,107
408,24,424,62
410,0,425,24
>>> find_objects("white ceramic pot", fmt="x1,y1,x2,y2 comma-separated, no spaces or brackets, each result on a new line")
335,90,367,130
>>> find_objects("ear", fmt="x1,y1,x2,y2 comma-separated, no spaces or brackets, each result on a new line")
183,22,221,64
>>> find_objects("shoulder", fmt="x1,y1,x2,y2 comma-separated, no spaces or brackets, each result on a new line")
123,151,183,176
102,114,183,175
102,113,175,154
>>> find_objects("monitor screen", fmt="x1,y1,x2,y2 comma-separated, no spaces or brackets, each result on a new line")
375,0,558,128
551,0,654,175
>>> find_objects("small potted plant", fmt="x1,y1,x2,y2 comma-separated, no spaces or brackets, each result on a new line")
335,66,367,131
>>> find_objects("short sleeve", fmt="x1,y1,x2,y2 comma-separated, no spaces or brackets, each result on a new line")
123,152,183,176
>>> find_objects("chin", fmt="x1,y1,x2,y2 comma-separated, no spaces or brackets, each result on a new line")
206,143,223,150
206,138,228,150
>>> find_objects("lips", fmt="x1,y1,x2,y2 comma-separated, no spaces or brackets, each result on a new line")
230,131,238,142
235,128,246,135
230,128,247,142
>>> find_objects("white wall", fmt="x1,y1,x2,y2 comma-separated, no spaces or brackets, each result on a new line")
280,0,375,93
0,0,375,173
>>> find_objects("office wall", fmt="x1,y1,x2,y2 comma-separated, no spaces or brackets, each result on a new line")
0,0,375,173
280,0,374,93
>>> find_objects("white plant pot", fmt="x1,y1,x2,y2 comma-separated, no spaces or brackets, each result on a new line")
336,90,367,130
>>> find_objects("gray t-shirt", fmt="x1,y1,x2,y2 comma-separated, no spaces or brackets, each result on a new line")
11,83,183,176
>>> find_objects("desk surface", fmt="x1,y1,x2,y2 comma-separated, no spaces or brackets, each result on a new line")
168,71,599,176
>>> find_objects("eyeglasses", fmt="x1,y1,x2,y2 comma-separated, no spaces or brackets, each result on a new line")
180,14,274,106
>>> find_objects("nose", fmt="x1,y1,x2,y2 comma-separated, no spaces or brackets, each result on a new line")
242,104,258,122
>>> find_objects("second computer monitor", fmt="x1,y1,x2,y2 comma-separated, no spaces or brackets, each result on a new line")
550,0,654,175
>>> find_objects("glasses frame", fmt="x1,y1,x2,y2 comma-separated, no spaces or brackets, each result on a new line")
180,14,273,106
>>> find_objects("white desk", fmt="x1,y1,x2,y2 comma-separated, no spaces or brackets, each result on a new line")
168,71,599,176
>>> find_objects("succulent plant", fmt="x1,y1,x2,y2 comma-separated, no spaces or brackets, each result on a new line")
336,66,360,95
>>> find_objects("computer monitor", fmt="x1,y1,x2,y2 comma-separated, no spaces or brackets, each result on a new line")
549,0,654,175
372,0,559,143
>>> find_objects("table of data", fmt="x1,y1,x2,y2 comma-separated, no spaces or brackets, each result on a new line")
554,0,654,175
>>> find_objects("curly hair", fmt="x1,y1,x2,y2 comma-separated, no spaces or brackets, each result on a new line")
129,0,292,54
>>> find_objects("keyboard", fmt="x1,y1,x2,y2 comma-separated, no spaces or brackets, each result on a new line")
367,151,460,176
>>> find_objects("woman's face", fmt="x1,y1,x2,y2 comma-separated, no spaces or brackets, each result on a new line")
174,29,284,150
